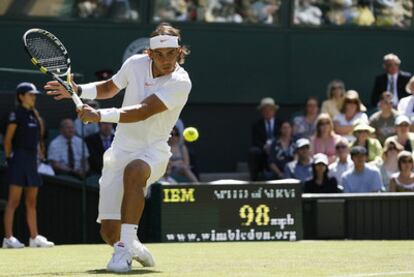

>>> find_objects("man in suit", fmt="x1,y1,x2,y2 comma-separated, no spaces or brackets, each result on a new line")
248,97,280,181
371,53,412,107
85,122,114,175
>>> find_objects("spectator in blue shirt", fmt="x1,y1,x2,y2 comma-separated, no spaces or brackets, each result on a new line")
342,146,383,193
284,138,313,183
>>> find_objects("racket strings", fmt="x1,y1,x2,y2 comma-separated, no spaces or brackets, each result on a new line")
26,36,69,73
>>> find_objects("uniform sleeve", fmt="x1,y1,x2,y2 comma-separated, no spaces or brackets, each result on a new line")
155,79,191,110
7,110,19,125
111,57,132,90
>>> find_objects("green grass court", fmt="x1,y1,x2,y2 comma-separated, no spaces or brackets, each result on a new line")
0,241,413,277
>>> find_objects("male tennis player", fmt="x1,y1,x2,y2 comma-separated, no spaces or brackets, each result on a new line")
44,23,191,273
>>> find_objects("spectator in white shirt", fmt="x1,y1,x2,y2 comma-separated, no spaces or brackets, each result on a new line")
328,137,353,187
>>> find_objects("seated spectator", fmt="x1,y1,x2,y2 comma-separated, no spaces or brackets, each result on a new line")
74,100,100,138
385,115,414,151
267,121,295,180
376,0,412,28
398,84,414,124
371,53,411,107
328,137,353,187
292,96,319,139
373,138,403,191
351,123,383,163
284,138,313,183
325,0,356,26
333,90,368,142
342,146,383,193
248,97,280,180
158,162,178,185
354,1,375,26
369,91,398,144
168,127,198,182
48,119,89,179
311,113,341,164
304,153,340,193
321,79,346,119
389,151,414,192
85,122,114,175
249,0,281,24
294,0,323,26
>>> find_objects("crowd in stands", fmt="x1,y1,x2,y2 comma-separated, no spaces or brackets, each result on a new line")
153,0,282,24
294,0,413,28
249,52,414,193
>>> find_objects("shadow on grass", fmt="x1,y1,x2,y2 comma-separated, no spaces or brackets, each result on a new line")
4,269,161,276
87,269,162,275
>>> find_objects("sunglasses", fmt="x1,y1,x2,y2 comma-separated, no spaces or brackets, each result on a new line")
401,159,413,163
336,145,348,150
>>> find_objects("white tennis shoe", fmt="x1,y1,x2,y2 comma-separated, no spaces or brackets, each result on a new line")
29,235,54,248
2,236,24,248
131,239,156,267
107,241,133,273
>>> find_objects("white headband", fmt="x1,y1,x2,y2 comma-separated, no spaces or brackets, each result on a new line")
150,35,179,50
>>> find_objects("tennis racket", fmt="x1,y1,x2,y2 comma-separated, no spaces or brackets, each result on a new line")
22,28,83,109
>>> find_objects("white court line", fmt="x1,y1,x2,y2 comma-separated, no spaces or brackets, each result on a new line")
332,272,414,277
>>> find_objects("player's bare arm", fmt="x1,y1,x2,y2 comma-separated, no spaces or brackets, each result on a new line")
44,79,119,100
77,94,168,123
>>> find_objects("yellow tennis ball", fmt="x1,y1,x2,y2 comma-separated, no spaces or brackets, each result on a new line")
183,127,199,142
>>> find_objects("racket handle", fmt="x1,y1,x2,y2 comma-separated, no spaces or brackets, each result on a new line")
71,94,83,110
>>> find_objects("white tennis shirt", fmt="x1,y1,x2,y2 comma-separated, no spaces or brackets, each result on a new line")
111,54,191,152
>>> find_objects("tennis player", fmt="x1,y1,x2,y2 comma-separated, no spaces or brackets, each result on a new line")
44,23,191,272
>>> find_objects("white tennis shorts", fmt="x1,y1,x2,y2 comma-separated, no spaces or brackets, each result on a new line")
96,146,170,223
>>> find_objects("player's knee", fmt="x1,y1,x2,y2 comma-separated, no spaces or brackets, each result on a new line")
123,161,150,187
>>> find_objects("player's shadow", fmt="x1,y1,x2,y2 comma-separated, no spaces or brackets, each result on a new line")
86,269,162,275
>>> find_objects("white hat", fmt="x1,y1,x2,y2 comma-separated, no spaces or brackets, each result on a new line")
296,138,310,149
257,97,279,110
313,153,328,165
395,115,411,125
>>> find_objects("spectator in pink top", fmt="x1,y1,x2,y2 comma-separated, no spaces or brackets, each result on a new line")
311,113,340,164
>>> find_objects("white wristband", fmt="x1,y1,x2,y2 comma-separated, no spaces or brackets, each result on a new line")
79,83,97,99
99,108,120,123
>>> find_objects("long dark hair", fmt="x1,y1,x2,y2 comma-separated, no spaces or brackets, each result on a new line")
311,162,329,182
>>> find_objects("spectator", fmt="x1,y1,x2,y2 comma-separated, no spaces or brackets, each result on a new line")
389,151,414,192
311,113,341,164
284,138,313,183
325,0,356,26
294,0,323,26
354,1,375,26
2,82,54,248
85,122,114,175
373,138,403,191
267,120,295,180
369,91,398,144
74,100,100,138
248,97,280,180
398,80,414,124
48,119,90,179
342,146,383,193
333,90,368,142
328,137,353,187
292,96,319,139
385,115,414,151
249,0,281,24
321,79,346,119
304,153,340,193
351,123,383,163
168,126,198,182
371,53,412,107
157,161,178,185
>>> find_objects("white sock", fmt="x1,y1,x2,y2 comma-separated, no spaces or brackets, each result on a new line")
120,224,138,246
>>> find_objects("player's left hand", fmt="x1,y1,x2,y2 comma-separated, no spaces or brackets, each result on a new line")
78,104,100,123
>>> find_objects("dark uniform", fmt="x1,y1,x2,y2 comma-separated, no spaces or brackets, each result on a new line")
7,106,42,187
